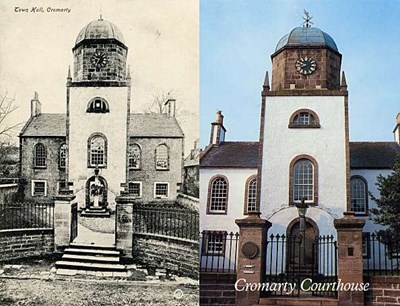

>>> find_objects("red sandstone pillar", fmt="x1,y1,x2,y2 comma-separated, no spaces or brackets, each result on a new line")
334,212,366,306
235,212,271,306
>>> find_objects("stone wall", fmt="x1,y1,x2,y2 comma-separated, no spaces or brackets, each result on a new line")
200,272,237,306
176,193,199,211
365,276,400,305
0,184,18,202
132,233,198,279
0,228,54,261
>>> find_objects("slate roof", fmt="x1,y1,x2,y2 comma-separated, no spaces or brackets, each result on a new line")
201,141,400,169
201,142,259,168
20,114,66,137
20,113,184,138
350,142,399,169
129,113,184,138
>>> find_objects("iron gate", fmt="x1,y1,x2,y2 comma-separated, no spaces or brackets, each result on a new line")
264,234,338,298
70,203,78,242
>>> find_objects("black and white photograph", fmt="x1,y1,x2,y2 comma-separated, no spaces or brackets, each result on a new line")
0,1,199,305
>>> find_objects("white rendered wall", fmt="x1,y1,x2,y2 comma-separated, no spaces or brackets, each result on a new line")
68,86,129,208
350,169,393,233
260,96,347,231
200,168,257,233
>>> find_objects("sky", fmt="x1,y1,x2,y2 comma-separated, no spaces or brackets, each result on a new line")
200,0,400,147
0,0,198,154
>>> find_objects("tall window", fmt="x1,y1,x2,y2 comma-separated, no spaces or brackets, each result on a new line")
245,176,257,214
88,134,107,167
155,144,169,170
86,97,109,113
208,176,228,214
289,109,320,128
128,142,141,169
351,176,368,214
290,156,318,204
34,143,46,168
59,144,67,168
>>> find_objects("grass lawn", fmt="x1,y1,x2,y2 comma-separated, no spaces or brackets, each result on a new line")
0,278,198,305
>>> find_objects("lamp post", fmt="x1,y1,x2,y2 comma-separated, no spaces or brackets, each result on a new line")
295,198,309,267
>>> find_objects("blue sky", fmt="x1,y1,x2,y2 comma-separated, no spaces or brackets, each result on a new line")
200,0,400,147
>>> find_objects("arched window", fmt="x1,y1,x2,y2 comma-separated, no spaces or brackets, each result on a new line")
128,142,141,169
59,144,67,169
33,143,46,168
155,144,169,170
88,134,107,167
207,176,228,214
290,155,318,205
86,97,109,113
351,176,368,214
289,109,320,128
244,176,257,214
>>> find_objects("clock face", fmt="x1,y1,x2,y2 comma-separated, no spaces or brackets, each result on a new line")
295,57,317,75
91,51,108,70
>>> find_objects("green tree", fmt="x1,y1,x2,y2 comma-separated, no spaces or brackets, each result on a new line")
370,153,400,241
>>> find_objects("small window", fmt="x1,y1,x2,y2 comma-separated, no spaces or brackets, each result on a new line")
32,180,47,197
362,232,370,259
244,176,257,214
86,97,109,113
350,176,368,214
59,144,67,169
154,182,169,198
58,180,67,192
128,142,141,169
33,143,46,168
155,144,169,170
207,176,228,214
202,231,226,256
128,182,142,197
289,109,320,128
88,134,107,168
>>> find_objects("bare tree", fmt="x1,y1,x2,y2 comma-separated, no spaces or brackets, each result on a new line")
146,89,178,114
0,92,21,137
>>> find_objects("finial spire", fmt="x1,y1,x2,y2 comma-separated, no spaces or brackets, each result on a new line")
67,65,72,80
341,71,347,90
126,65,131,80
303,10,313,28
99,9,103,21
263,71,270,90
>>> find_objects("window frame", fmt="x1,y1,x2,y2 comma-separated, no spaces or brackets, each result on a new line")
201,231,227,256
362,232,371,259
128,142,141,170
154,182,169,199
244,175,258,215
289,155,318,206
86,97,110,113
207,175,229,215
59,144,67,169
87,133,108,168
350,175,369,215
31,180,47,197
288,109,320,128
128,181,142,198
155,144,170,171
33,143,47,169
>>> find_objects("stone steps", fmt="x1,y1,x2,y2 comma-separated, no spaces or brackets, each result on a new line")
55,243,128,274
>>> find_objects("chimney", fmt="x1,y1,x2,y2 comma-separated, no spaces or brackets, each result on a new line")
394,113,400,145
31,92,41,117
164,98,176,117
210,110,226,146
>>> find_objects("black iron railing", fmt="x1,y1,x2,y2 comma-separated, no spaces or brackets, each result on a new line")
264,234,338,298
0,201,54,230
132,202,199,241
364,232,400,276
200,231,239,273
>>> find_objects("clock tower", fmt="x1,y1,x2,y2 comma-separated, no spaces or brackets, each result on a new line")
66,17,130,210
258,14,349,236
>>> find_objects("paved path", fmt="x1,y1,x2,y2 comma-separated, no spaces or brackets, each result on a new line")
74,222,115,246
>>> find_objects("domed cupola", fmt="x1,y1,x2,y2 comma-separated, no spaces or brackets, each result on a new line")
72,17,128,83
271,12,342,91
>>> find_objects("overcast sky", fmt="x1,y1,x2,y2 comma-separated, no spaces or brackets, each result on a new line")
0,0,198,154
200,0,400,147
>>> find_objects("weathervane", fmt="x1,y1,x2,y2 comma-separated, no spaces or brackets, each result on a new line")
303,10,313,28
